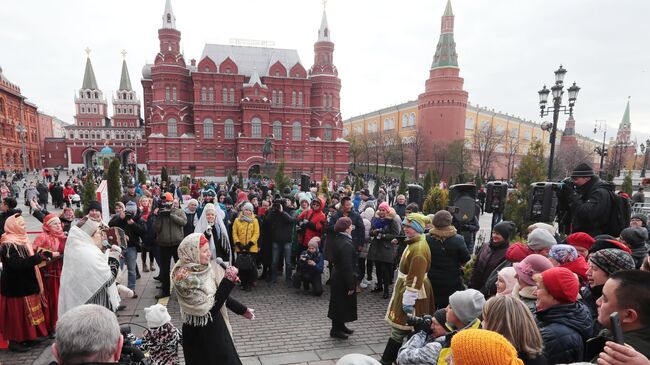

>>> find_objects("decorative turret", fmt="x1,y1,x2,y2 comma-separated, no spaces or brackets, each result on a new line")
318,7,330,42
157,0,182,59
616,97,631,143
119,54,133,91
113,51,140,126
74,48,108,126
311,3,336,76
431,0,458,70
82,50,99,90
162,0,176,29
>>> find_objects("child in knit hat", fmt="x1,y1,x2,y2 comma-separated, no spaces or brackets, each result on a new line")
450,329,523,365
141,304,182,365
495,267,517,297
292,237,324,296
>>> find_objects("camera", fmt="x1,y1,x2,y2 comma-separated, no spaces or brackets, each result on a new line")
406,314,433,334
124,212,133,220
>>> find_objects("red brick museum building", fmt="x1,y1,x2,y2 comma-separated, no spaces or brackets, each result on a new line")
141,0,349,180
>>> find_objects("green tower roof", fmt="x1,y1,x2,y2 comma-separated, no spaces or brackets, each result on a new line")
119,59,133,91
431,0,458,70
82,56,99,90
620,97,631,128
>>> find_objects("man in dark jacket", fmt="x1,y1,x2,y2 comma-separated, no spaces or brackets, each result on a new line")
120,183,140,206
109,201,146,294
36,182,49,210
586,270,650,361
566,163,612,237
392,194,407,220
534,267,593,364
266,199,298,284
153,192,187,299
427,211,471,309
469,220,514,296
328,197,365,251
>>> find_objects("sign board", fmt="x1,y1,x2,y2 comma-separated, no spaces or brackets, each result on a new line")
96,180,110,223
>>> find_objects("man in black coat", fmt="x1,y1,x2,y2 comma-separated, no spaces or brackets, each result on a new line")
566,163,612,237
328,217,357,339
109,201,146,295
36,182,49,210
265,200,298,284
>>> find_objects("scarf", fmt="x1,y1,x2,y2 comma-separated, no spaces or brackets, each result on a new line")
171,233,219,327
1,215,34,257
429,226,458,241
240,212,254,223
194,203,230,262
513,282,537,300
58,225,120,317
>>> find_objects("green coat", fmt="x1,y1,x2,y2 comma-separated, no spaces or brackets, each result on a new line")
385,233,435,330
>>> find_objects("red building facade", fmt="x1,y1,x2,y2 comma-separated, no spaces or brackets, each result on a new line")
59,51,146,171
0,66,41,171
141,0,348,180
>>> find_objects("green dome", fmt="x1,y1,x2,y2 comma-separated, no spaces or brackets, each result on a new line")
99,146,114,154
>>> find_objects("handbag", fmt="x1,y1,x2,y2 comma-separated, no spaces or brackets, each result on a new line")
235,252,255,272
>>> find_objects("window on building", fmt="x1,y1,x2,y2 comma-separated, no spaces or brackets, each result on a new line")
167,118,177,137
229,88,235,104
165,87,170,101
204,168,215,177
329,94,333,109
322,94,327,109
383,118,395,131
292,121,302,141
172,87,177,101
224,119,234,139
203,118,214,139
273,121,282,140
298,92,303,106
523,131,531,140
291,91,296,106
409,112,416,127
367,121,378,133
323,123,333,141
278,91,283,105
201,87,207,102
465,117,475,130
272,90,277,106
222,88,228,104
251,117,262,138
509,128,519,138
208,87,214,103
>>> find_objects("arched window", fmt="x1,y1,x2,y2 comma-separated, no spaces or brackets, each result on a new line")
272,90,277,106
222,88,228,104
224,119,234,139
203,118,214,139
292,121,302,141
201,87,207,102
409,112,416,126
291,91,297,106
229,88,235,104
172,87,177,101
401,115,409,128
278,91,284,105
323,123,333,141
273,121,282,140
322,94,327,109
298,92,303,106
165,87,170,101
251,117,262,138
208,87,214,103
167,118,177,137
328,94,333,109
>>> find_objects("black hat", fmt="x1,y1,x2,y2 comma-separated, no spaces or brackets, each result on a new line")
223,196,233,205
433,308,447,326
571,163,594,177
88,201,102,213
631,213,648,227
620,227,648,249
493,221,516,242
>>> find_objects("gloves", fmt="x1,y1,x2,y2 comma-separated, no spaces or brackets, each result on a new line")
402,289,418,314
109,245,122,261
224,266,239,282
236,243,245,251
246,241,254,250
204,227,212,237
243,308,255,320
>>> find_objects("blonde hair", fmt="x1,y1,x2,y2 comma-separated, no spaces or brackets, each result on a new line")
482,295,544,358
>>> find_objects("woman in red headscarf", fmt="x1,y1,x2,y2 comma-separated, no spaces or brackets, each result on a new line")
32,214,66,333
0,214,57,352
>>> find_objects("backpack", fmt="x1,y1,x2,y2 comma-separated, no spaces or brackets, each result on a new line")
603,190,631,237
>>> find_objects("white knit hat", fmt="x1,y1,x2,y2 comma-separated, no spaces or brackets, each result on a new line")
144,304,171,328
527,228,557,251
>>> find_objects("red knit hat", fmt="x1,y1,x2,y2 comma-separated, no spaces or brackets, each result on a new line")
540,267,579,304
505,242,533,263
566,232,596,251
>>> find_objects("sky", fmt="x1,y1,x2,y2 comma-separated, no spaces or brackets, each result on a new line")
2,0,650,147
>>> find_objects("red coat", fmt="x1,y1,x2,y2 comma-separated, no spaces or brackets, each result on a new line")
297,198,326,248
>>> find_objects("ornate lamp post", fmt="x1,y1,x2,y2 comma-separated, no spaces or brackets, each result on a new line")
614,141,628,177
538,65,581,180
593,120,608,178
641,139,650,178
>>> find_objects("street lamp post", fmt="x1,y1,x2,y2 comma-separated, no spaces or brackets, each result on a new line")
15,123,28,175
538,65,581,180
615,142,628,177
593,120,608,178
641,139,650,178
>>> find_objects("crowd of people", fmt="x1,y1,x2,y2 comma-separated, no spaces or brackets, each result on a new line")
0,163,649,365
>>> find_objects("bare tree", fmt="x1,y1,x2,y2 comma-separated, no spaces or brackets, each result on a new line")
390,132,407,171
447,140,472,181
554,144,593,179
474,122,505,180
409,129,428,180
431,142,450,179
381,132,398,175
347,132,363,170
503,130,521,180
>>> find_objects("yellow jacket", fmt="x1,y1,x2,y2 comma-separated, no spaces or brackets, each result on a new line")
232,215,260,253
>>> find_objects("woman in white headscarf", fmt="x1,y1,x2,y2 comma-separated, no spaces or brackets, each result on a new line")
58,218,121,316
172,233,254,365
194,203,231,263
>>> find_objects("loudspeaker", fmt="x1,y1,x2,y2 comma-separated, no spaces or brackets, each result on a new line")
300,174,310,192
449,184,477,223
407,184,424,209
485,182,508,213
527,182,560,223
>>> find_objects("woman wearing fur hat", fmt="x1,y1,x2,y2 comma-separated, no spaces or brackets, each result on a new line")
172,233,254,365
232,202,260,291
369,203,401,299
426,210,471,309
32,213,67,332
0,214,57,352
380,213,435,365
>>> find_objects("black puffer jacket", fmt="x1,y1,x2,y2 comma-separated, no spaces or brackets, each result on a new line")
536,302,593,364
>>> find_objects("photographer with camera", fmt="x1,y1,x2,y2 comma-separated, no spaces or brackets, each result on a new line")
293,237,324,296
153,192,187,299
109,201,146,296
266,198,299,284
396,309,449,365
